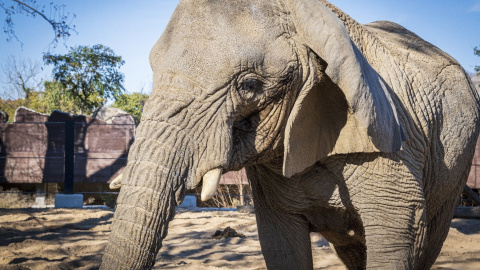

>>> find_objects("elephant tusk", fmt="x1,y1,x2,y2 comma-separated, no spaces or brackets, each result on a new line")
201,168,222,201
109,173,123,189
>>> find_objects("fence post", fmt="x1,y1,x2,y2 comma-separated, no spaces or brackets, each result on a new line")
55,120,83,208
64,120,75,194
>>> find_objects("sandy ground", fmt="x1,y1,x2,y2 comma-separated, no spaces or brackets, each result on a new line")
0,208,479,270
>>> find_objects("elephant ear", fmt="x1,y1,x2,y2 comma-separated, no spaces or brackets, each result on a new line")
282,0,407,178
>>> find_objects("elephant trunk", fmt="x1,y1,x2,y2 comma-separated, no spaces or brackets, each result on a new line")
100,120,191,269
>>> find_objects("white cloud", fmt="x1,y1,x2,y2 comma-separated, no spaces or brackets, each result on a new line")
470,2,480,12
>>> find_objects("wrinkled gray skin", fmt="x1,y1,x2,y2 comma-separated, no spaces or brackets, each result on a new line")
101,0,480,269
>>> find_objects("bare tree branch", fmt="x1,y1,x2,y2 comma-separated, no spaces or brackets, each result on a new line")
1,0,76,48
1,56,44,100
12,0,52,27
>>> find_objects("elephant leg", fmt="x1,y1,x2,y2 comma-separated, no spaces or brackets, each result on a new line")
334,153,427,269
360,185,428,270
253,202,313,270
418,181,466,268
417,197,456,269
362,205,427,270
248,166,313,270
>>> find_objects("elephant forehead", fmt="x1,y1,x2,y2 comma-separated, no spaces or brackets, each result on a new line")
150,0,293,90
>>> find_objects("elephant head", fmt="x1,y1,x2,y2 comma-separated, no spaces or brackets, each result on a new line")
101,0,406,268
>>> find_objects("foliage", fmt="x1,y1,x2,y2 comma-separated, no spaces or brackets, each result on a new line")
0,93,48,121
0,45,125,119
111,92,149,124
24,91,47,112
0,0,76,47
0,81,80,120
42,80,77,113
44,44,125,115
0,97,23,121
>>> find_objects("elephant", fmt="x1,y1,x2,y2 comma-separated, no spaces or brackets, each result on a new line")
101,0,480,269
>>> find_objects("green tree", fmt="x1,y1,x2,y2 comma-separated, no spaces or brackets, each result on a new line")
112,92,149,124
42,80,77,113
0,93,47,122
43,44,125,115
0,97,23,121
0,81,80,121
1,0,76,47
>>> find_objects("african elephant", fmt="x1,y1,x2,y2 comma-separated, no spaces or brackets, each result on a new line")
101,0,480,269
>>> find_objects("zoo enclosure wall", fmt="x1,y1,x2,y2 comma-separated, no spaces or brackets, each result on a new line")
0,118,134,185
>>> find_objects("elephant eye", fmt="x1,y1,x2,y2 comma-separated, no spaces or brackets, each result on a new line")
238,77,264,101
241,78,263,92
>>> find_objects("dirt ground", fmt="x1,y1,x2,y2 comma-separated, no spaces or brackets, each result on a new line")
0,208,479,270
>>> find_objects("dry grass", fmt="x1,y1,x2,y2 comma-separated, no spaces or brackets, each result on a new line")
190,184,253,208
0,187,35,208
0,187,56,208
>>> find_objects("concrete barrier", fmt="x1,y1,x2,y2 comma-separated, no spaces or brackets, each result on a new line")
178,195,197,208
54,194,84,208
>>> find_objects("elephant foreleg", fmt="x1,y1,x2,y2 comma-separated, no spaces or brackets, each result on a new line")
361,186,427,269
248,166,313,270
253,202,313,270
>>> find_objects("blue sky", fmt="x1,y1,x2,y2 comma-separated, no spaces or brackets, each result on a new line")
1,0,479,96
